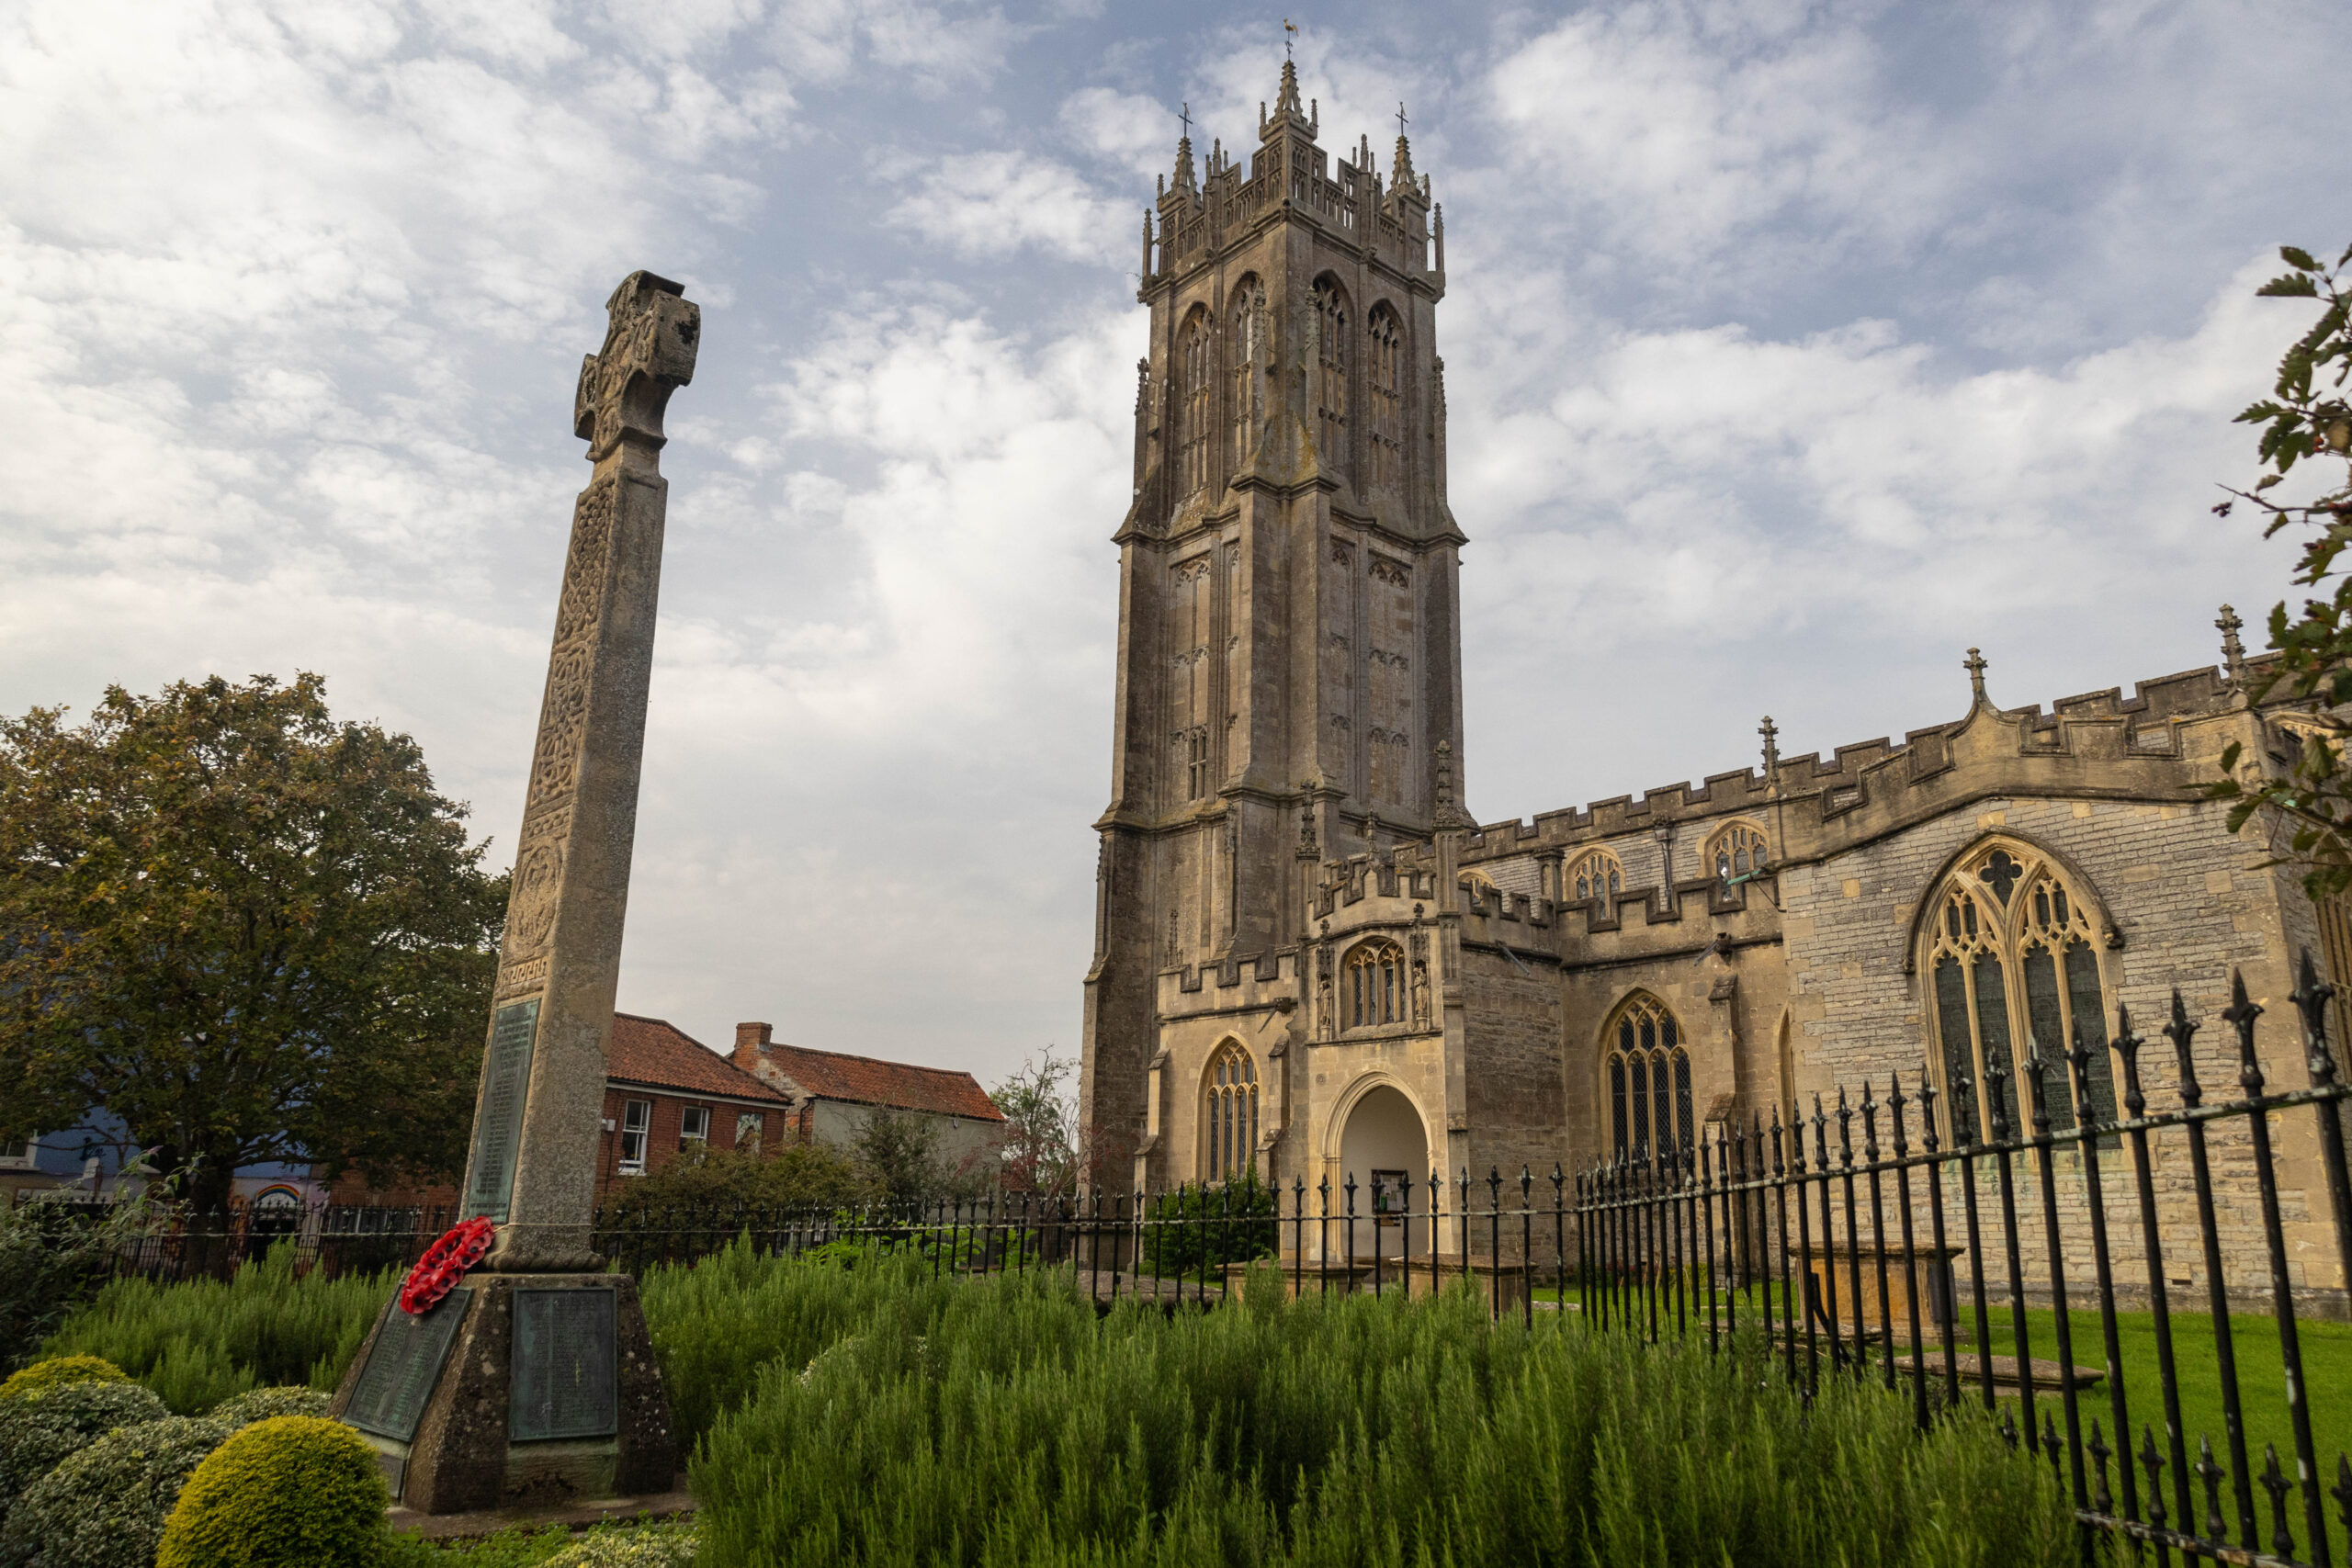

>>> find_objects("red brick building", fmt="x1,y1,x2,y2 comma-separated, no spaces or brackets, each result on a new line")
594,1014,793,1199
731,1023,1005,1176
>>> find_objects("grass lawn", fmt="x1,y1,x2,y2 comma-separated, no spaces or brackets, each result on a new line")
1547,1277,2352,1559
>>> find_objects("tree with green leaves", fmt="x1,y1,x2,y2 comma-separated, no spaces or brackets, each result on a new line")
0,673,505,1219
2210,244,2352,897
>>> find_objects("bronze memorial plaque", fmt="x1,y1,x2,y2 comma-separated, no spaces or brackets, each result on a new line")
462,998,539,1223
510,1287,617,1442
343,1287,472,1442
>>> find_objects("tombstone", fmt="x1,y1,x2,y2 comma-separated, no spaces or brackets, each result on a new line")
331,271,699,1514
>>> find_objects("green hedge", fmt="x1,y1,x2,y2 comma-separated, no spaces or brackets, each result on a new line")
40,1247,393,1414
689,1265,2081,1568
635,1239,949,1452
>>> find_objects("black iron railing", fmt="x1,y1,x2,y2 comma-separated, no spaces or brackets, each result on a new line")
1577,955,2352,1568
17,1199,457,1284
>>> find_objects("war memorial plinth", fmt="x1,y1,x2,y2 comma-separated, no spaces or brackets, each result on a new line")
330,271,700,1514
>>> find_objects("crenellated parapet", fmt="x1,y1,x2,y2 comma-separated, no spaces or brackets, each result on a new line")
1146,61,1438,293
1450,648,2282,884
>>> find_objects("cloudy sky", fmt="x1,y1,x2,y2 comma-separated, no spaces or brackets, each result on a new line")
5,0,2347,1089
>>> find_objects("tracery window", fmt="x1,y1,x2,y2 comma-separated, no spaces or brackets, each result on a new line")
1345,939,1406,1029
1177,306,1216,497
1366,304,1402,489
1566,850,1623,908
1312,277,1349,484
1203,1040,1260,1181
1228,279,1265,471
1606,996,1691,1164
1707,821,1769,883
1925,843,2119,1145
1184,728,1210,801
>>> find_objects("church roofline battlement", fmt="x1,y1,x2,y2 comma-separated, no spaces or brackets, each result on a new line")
1142,63,1438,291
1451,643,2272,856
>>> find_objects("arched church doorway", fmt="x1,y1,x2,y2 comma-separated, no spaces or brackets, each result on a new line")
1334,1082,1429,1264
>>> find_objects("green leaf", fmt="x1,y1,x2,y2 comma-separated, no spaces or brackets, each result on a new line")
2282,246,2323,272
2260,275,2322,299
2258,474,2284,491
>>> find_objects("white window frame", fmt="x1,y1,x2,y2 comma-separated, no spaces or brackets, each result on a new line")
735,1111,764,1150
618,1100,651,1175
0,1134,38,1170
679,1105,710,1147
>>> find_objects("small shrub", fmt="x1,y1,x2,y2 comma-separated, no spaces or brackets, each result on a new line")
157,1416,386,1568
41,1245,393,1413
0,1358,127,1402
540,1524,699,1567
0,1415,231,1568
209,1386,330,1427
0,1379,168,1521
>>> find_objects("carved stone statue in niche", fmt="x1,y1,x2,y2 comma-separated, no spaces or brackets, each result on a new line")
1410,960,1430,1027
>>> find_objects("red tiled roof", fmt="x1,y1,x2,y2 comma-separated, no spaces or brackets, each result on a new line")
607,1014,788,1104
755,1043,1002,1122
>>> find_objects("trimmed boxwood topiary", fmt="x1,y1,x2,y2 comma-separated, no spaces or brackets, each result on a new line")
0,1380,168,1522
156,1416,387,1568
0,1415,232,1568
208,1387,329,1428
0,1359,127,1403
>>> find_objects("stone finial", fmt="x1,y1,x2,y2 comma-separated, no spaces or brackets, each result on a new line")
572,271,699,463
1139,210,1153,280
1759,715,1781,780
1264,59,1317,139
2217,604,2247,689
1963,647,1990,707
1432,740,1469,829
1171,118,1196,193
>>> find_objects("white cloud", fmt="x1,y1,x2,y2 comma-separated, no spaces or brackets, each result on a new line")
883,152,1125,264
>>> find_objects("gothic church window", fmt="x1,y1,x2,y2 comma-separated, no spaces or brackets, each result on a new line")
1707,821,1769,883
1566,850,1623,908
1312,277,1349,485
1345,938,1406,1029
1228,279,1265,471
1203,1040,1259,1182
1924,842,2119,1146
1366,304,1402,489
1184,728,1210,801
1606,996,1690,1164
1177,306,1216,497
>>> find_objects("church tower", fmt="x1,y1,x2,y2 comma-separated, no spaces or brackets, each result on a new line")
1080,64,1465,1189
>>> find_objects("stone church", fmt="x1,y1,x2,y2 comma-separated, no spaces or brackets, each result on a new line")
1076,65,2346,1279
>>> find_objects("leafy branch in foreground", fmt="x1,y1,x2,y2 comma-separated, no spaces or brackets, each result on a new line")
2207,244,2352,898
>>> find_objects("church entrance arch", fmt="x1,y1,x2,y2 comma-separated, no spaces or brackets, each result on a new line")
1329,1079,1429,1264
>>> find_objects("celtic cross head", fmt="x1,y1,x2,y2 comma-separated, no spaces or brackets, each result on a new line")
574,271,701,462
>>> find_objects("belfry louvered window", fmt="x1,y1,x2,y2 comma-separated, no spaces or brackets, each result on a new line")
1366,304,1402,489
1924,843,2119,1145
1607,997,1690,1164
1228,280,1265,471
1204,1041,1259,1181
1312,278,1349,484
1178,307,1216,497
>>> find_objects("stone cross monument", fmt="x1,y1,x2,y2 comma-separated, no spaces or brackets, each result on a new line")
331,272,696,1514
464,269,701,1271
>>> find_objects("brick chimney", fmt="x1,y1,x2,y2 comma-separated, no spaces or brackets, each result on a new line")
732,1021,773,1071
